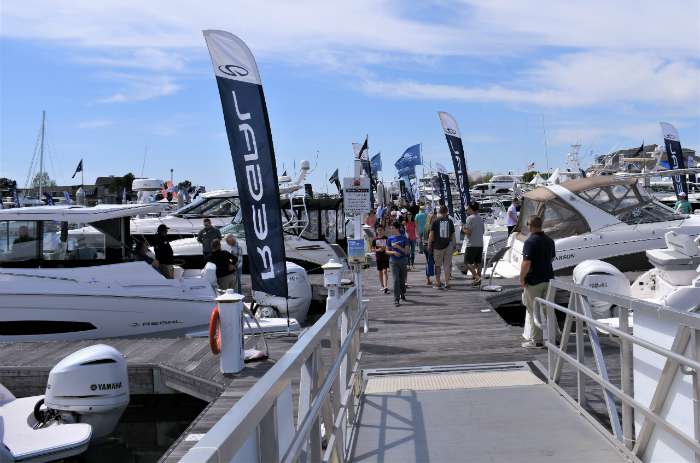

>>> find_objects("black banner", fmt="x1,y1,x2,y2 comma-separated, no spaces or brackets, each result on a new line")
439,172,454,216
660,122,688,199
205,30,288,298
438,112,471,222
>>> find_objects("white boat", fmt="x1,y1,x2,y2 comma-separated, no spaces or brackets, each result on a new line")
490,176,700,278
0,204,303,342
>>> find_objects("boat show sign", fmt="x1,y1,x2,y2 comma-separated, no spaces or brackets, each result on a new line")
343,177,371,216
438,111,471,223
203,30,288,298
660,122,688,199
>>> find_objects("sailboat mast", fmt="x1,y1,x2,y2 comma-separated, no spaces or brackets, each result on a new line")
38,110,46,198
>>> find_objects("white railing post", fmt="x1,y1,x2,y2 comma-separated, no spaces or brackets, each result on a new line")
216,291,245,374
619,303,634,450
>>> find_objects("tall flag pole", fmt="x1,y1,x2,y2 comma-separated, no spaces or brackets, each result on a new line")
203,30,288,298
660,122,688,199
438,112,470,223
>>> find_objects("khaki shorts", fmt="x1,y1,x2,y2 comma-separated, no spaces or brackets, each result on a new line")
218,273,236,290
433,245,453,269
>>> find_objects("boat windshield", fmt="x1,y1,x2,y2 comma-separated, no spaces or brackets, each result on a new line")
514,196,590,240
575,182,681,224
0,219,140,266
175,196,240,217
219,222,246,238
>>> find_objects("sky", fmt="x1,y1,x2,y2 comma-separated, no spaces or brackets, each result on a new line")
1,1,698,191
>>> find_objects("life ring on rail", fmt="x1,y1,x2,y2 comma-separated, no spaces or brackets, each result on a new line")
209,305,221,354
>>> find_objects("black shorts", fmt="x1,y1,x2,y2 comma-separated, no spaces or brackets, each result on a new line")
376,254,389,271
464,247,483,264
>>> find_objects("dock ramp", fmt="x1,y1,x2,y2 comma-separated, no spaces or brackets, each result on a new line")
350,363,627,462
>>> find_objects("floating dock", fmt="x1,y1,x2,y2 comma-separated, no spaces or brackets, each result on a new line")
0,256,628,461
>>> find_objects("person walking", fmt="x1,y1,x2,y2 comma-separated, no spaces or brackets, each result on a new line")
506,198,519,234
197,218,221,257
422,212,435,286
463,202,485,287
153,224,175,279
372,226,390,293
223,234,243,293
365,209,377,228
386,222,410,306
428,205,455,289
405,212,417,270
206,239,238,290
675,192,692,214
415,206,427,253
520,215,556,348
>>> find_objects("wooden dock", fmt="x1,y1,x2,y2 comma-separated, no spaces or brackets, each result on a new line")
0,255,624,461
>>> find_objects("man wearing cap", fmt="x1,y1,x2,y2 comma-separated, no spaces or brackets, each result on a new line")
675,192,692,214
153,224,175,279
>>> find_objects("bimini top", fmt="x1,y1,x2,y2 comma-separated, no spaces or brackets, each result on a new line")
0,204,163,222
524,176,636,201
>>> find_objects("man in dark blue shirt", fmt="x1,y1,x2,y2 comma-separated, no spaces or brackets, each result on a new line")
520,215,556,348
386,222,410,306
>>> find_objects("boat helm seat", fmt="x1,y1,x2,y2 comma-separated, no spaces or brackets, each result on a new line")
201,262,218,289
646,232,700,286
172,265,185,281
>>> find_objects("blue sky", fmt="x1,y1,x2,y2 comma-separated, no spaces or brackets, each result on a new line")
1,1,698,190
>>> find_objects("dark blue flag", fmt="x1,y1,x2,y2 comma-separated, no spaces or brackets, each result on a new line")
204,30,288,298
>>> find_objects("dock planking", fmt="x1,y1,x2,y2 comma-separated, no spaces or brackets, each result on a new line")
0,254,625,461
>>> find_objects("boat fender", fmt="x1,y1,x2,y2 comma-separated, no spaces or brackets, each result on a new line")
209,305,222,355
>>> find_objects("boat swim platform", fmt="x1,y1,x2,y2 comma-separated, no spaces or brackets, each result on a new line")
350,362,628,463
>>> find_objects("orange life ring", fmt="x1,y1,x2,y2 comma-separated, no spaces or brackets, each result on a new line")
209,305,221,354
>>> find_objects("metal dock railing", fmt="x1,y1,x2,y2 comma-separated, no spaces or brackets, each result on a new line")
180,281,366,463
179,271,700,463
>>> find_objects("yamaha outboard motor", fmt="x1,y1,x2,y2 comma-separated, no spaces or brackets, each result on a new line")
573,260,630,319
41,344,129,439
254,262,312,322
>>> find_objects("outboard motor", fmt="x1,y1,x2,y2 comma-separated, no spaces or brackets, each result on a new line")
573,260,630,319
42,344,129,439
254,262,312,322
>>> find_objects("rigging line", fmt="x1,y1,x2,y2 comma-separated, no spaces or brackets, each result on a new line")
24,121,44,190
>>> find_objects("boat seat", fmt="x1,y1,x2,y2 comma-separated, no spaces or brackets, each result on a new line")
1,395,92,461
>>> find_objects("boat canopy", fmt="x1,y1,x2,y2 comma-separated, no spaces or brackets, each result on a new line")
0,204,163,223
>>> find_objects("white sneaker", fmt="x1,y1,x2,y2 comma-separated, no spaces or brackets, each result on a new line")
521,340,544,349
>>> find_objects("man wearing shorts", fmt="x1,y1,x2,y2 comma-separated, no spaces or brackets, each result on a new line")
372,226,390,293
428,205,455,289
463,202,484,287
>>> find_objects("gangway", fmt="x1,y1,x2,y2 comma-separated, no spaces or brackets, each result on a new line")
178,269,699,463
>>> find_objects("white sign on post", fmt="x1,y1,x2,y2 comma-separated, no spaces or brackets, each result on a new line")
343,177,371,216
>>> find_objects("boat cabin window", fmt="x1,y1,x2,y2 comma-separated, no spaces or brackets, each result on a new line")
0,221,39,262
576,183,681,224
0,218,135,266
514,197,589,240
176,197,240,217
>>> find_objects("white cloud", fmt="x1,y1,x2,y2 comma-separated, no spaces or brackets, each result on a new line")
97,74,180,103
361,51,700,113
1,0,698,115
77,119,113,129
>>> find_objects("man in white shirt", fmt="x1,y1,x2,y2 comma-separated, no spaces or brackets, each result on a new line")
506,198,519,235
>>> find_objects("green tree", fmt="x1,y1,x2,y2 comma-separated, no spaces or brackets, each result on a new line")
106,173,136,194
31,172,57,188
0,178,17,191
521,171,538,183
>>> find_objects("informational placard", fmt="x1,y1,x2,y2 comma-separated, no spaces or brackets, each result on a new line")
343,177,371,216
347,239,366,263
